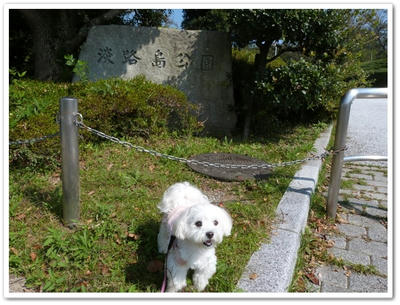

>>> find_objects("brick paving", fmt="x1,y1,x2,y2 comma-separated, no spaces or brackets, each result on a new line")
314,163,388,293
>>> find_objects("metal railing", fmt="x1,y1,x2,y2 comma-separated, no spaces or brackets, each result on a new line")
326,88,388,219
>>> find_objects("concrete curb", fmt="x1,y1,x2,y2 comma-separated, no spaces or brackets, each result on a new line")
237,125,333,292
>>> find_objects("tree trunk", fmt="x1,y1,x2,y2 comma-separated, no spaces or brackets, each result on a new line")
242,43,269,140
21,9,70,81
18,9,125,81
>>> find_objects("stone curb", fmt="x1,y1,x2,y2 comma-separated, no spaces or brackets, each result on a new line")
237,125,333,292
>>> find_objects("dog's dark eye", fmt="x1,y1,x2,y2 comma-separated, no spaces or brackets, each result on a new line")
195,221,202,227
214,220,218,226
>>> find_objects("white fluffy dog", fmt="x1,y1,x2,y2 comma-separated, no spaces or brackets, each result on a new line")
157,182,232,292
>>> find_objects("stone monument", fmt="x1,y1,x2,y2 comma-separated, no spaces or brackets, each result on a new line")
75,25,236,135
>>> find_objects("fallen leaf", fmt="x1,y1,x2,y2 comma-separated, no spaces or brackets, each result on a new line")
32,244,42,250
147,260,163,273
305,272,320,285
16,213,26,221
107,163,113,171
336,215,348,224
326,240,335,248
85,270,92,276
88,190,95,196
101,266,110,275
127,232,140,240
345,271,352,277
10,247,19,255
249,273,258,280
30,252,37,261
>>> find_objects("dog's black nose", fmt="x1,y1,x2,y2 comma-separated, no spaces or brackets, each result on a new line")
206,232,214,239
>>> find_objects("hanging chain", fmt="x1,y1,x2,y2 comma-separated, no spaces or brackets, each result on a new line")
10,112,61,146
9,132,60,146
74,113,347,170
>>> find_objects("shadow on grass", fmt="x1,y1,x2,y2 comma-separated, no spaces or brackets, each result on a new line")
21,185,63,220
125,219,165,292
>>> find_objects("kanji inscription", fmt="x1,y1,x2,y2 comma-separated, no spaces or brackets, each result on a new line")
97,47,114,64
201,55,214,71
152,49,166,68
122,49,141,65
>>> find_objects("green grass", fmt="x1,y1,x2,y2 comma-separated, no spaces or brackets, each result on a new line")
361,58,387,74
9,121,328,292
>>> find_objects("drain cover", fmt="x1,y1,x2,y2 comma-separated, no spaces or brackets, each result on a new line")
188,153,272,181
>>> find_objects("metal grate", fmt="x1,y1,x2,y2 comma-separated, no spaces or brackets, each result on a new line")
188,153,272,181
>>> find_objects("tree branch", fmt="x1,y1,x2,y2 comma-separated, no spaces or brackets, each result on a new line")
265,46,301,64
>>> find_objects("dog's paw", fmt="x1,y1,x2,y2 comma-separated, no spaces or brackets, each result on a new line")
158,245,168,254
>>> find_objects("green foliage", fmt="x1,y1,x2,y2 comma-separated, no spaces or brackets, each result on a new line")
253,57,370,122
182,9,230,31
9,77,201,169
64,54,89,82
361,58,387,73
361,58,387,87
9,68,27,83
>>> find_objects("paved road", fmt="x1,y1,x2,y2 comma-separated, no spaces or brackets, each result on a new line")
345,98,388,165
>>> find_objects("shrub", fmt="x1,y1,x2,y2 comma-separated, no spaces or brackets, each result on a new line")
251,57,370,134
232,48,287,133
9,76,201,169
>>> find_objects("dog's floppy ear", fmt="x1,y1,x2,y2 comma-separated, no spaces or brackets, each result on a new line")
170,208,189,240
218,208,232,237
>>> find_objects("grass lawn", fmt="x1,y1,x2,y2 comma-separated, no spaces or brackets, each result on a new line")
9,121,328,292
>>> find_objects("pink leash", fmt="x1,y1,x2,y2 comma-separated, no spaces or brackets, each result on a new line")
161,256,168,292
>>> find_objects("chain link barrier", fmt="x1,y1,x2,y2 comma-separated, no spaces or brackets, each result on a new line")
74,113,347,170
9,132,60,146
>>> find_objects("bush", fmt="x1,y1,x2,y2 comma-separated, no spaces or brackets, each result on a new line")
232,45,371,136
232,48,287,134
251,57,370,133
9,76,201,169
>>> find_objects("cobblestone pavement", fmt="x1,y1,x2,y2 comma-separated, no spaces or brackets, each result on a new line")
313,163,388,293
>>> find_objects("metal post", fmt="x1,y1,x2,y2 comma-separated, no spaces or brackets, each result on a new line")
326,88,388,218
60,97,80,228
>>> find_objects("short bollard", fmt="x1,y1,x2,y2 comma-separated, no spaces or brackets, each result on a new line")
60,97,80,228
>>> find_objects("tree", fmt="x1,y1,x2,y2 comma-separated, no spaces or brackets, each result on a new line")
182,9,375,138
9,9,171,81
184,9,352,75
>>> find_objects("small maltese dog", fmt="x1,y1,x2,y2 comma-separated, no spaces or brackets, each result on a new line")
157,182,232,292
